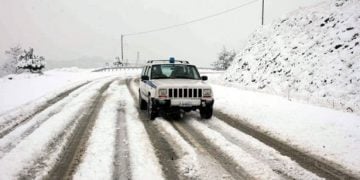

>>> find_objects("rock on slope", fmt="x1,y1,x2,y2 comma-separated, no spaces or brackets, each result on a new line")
224,0,360,113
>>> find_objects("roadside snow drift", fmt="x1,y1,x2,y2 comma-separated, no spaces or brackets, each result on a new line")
224,0,360,113
212,84,360,177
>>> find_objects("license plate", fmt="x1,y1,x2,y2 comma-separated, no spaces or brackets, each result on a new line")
171,99,200,106
179,101,192,107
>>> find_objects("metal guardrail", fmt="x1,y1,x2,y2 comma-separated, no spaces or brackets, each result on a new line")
92,66,142,72
92,66,220,72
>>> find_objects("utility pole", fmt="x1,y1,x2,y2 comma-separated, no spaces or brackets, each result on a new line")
121,34,124,62
261,0,265,25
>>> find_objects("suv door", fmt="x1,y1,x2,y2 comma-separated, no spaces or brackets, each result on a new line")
139,66,149,99
145,65,152,98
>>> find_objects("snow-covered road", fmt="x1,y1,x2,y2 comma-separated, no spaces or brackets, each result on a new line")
0,73,358,180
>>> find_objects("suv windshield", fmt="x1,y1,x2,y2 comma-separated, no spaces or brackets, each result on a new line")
151,64,201,80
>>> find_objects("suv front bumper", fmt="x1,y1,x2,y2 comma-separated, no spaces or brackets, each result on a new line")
153,98,214,109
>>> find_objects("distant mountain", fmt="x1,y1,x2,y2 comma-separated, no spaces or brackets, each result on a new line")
224,0,360,113
46,56,110,69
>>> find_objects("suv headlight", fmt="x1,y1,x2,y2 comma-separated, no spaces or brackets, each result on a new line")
158,89,167,97
203,89,212,97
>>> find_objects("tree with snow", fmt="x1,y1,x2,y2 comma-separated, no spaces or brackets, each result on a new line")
1,45,23,76
212,47,236,70
17,47,46,73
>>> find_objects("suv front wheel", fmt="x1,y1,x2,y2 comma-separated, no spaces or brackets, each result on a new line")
147,96,158,120
200,106,213,119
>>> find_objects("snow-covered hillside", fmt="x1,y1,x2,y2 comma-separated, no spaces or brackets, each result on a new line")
224,0,360,113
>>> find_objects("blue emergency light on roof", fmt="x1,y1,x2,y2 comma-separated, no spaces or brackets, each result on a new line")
169,57,175,63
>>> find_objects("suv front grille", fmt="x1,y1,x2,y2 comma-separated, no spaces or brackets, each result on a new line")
168,88,202,98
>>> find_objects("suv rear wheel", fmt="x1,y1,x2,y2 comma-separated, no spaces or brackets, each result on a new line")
147,96,157,120
200,106,213,119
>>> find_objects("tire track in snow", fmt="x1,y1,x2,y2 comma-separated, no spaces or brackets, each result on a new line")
0,77,115,179
187,113,322,180
153,119,200,180
0,81,91,138
113,99,131,179
213,110,359,180
171,121,235,180
126,78,179,180
0,80,99,159
45,79,114,180
173,119,281,180
124,82,165,180
72,81,131,180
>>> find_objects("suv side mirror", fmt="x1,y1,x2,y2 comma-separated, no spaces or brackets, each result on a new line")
201,76,208,81
141,75,149,81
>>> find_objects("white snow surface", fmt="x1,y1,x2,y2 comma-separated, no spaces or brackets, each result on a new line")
211,83,360,177
224,0,360,114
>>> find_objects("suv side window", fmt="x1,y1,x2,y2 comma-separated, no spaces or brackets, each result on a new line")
143,66,149,76
146,66,152,78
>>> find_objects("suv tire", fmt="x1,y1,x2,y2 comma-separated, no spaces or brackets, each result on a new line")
139,91,147,110
147,96,157,120
200,106,213,119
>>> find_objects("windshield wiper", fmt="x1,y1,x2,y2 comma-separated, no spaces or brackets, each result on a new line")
152,77,169,79
173,76,194,79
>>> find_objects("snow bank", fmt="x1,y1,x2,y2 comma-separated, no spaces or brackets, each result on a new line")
224,0,360,113
212,84,360,177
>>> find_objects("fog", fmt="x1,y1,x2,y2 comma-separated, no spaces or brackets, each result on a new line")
0,0,323,68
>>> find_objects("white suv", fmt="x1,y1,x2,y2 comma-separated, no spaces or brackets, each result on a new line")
139,58,214,120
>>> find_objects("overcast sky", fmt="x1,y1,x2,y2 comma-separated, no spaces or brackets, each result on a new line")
0,0,323,67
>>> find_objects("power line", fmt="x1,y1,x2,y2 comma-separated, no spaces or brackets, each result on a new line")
123,0,259,36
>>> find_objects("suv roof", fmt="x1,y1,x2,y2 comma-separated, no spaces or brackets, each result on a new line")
146,59,189,65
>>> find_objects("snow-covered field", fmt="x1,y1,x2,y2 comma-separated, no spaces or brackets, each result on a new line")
0,69,359,179
0,68,140,114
